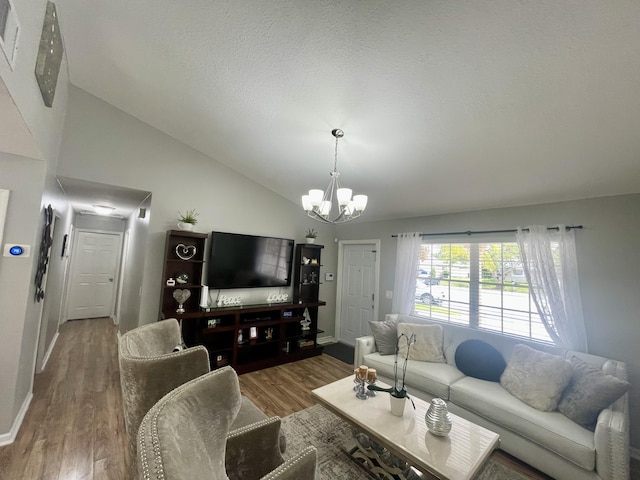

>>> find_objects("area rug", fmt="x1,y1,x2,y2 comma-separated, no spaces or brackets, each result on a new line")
323,342,355,364
281,404,528,480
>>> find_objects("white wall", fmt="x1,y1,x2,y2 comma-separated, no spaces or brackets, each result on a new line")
335,194,640,448
56,86,336,332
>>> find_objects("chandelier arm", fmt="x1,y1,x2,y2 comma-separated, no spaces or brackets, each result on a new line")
307,210,332,224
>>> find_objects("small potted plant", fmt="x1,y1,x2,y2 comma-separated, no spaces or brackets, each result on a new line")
305,228,318,244
178,209,199,231
368,332,416,416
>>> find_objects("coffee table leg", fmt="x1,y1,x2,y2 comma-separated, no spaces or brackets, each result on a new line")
349,431,432,480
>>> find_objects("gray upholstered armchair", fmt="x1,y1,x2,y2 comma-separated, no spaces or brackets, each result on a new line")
119,319,279,461
119,319,210,458
137,367,317,480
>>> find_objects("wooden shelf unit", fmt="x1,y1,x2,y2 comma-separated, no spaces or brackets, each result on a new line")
159,230,208,320
183,301,326,374
159,229,326,373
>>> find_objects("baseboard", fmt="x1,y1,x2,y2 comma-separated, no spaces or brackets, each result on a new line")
631,447,640,460
0,392,33,446
39,331,59,372
317,336,336,345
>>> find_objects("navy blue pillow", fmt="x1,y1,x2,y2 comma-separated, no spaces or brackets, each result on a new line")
455,339,506,382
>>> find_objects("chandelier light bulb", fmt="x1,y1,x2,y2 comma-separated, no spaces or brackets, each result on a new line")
336,188,352,207
308,189,324,207
301,129,368,224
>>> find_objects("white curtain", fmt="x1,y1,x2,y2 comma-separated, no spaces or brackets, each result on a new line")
391,233,422,315
516,225,588,352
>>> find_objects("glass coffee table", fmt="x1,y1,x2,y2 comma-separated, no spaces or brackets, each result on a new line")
311,376,499,480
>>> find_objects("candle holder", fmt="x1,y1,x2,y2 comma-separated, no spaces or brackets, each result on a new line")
354,366,369,400
366,369,378,397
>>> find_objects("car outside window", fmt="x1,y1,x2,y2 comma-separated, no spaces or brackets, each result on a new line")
414,242,551,343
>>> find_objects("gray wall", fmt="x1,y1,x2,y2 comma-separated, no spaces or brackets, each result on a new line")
0,0,71,438
118,194,152,333
335,194,640,448
56,86,337,333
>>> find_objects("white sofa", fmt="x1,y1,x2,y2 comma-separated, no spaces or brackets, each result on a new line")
355,314,630,480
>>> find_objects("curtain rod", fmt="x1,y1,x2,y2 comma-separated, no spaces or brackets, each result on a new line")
391,225,583,238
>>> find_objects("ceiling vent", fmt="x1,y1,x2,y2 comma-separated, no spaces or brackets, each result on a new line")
0,0,19,70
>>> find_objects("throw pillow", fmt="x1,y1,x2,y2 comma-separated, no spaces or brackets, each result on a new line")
368,318,398,355
455,339,506,382
558,356,629,430
396,323,445,363
500,344,572,411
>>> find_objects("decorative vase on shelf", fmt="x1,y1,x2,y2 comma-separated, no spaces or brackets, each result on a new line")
178,222,194,231
305,237,315,244
389,394,406,417
425,398,452,436
173,289,191,314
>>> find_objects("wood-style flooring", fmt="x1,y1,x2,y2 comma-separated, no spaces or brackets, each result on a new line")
0,318,635,479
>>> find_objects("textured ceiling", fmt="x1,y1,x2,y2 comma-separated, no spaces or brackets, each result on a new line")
55,1,640,221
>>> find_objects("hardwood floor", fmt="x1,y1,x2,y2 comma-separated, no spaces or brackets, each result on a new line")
0,318,634,479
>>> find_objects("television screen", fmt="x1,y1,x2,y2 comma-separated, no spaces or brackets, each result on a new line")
207,231,295,289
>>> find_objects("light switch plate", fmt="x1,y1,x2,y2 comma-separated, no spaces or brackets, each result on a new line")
325,273,334,281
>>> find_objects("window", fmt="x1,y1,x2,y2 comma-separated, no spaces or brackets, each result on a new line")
414,242,551,343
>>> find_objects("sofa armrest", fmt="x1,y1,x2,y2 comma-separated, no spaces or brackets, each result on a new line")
593,359,630,480
226,417,286,480
354,335,377,367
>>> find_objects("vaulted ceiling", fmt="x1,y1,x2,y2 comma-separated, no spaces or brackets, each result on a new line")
55,1,640,221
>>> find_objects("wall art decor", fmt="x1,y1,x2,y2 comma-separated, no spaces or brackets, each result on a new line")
34,204,53,302
34,1,63,107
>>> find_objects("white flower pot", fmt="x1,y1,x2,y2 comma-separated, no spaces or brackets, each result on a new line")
306,237,316,244
178,222,194,231
389,395,406,417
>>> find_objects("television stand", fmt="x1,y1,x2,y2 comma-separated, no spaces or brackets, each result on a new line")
179,301,326,374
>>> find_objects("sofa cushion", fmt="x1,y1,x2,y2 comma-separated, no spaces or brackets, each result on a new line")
450,376,595,470
500,344,572,411
558,356,630,430
455,339,506,382
368,318,399,355
397,323,445,363
363,352,464,399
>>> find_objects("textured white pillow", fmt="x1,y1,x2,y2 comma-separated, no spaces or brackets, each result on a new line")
500,344,572,411
396,323,445,363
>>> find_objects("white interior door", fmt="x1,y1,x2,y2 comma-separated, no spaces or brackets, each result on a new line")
338,242,378,346
66,231,122,320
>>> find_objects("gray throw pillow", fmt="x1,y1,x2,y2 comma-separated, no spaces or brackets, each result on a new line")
558,356,629,430
368,318,398,355
500,344,572,411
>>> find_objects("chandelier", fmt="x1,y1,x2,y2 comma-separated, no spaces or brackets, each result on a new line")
302,129,368,224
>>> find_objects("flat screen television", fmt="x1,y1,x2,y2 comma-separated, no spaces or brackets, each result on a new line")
207,231,295,289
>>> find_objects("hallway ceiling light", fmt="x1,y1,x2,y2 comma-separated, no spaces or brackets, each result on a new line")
93,205,116,215
302,129,368,224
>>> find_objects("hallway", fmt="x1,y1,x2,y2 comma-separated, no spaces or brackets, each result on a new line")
0,318,128,480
